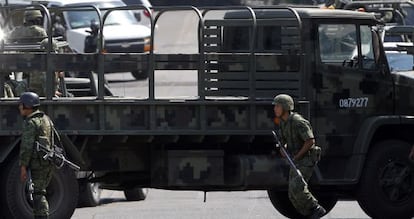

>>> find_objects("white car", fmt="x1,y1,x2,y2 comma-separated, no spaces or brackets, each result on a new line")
122,0,152,28
33,0,152,79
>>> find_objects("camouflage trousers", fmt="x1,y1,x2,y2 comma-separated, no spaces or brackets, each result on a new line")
288,155,318,216
30,158,54,217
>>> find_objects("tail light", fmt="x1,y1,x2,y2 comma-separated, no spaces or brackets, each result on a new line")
143,9,151,18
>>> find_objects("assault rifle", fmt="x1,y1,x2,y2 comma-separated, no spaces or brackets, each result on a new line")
27,169,34,204
272,130,307,186
35,141,80,171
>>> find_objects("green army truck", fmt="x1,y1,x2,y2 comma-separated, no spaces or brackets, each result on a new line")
1,5,414,219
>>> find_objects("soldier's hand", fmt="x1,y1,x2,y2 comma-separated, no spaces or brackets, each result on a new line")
279,148,286,158
20,166,27,183
409,146,414,160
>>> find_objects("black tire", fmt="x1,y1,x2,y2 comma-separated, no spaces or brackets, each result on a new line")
131,71,148,80
0,157,79,219
78,181,102,207
267,190,337,219
124,188,149,201
357,140,414,219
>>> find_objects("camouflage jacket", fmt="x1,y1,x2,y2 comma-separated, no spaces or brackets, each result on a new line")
280,112,315,155
19,110,53,167
8,25,47,43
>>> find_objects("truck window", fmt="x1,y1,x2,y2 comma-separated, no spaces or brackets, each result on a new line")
360,25,378,70
318,24,357,65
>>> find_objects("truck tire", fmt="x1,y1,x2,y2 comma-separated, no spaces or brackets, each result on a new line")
267,190,337,218
0,157,79,219
78,181,102,207
124,188,149,201
131,71,148,80
357,140,414,219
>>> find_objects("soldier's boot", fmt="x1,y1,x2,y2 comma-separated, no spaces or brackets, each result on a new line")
308,205,326,219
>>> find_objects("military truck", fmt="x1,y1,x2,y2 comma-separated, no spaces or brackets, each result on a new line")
1,4,414,219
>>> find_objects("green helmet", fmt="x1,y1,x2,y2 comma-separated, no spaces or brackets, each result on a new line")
24,10,42,22
272,94,294,111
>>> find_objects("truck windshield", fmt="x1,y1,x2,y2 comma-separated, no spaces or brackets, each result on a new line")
66,1,138,29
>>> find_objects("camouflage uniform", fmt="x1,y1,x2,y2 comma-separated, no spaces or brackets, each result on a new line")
280,112,320,216
20,110,55,217
7,10,64,97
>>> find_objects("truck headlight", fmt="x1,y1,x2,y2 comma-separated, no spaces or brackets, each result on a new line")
144,37,151,52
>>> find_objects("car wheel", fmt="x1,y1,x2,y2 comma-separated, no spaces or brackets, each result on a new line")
357,140,414,218
124,188,149,201
0,156,78,219
267,190,337,218
131,71,148,80
78,181,102,207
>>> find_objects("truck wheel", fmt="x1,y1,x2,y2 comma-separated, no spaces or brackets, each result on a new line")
357,140,414,218
124,188,149,201
267,190,337,218
131,71,148,80
0,157,79,219
78,181,102,207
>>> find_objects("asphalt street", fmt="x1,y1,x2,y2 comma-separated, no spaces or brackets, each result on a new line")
73,189,369,219
74,10,370,219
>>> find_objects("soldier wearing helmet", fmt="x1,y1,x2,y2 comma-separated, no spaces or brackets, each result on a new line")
273,94,325,219
7,10,61,97
18,92,55,219
8,10,47,44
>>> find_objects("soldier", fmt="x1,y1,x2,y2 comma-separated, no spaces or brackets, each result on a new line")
8,10,47,43
273,94,326,219
19,92,55,219
8,10,61,97
84,19,100,53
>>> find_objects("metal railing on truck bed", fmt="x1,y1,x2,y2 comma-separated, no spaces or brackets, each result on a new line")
0,5,303,136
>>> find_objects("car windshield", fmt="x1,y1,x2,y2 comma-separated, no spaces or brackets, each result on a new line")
66,1,138,29
386,52,414,72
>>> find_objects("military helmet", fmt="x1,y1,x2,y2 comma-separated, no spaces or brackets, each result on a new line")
272,94,294,111
90,20,99,33
19,92,40,108
24,10,42,22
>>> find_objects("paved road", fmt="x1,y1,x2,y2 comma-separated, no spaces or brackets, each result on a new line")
73,189,369,219
75,10,370,219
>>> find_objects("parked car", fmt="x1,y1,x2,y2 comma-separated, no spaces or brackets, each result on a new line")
32,0,151,79
121,0,152,28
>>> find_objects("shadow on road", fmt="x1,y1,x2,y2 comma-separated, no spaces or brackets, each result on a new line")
107,79,137,83
99,198,128,205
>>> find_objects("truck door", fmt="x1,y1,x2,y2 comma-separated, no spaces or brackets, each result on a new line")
314,23,394,181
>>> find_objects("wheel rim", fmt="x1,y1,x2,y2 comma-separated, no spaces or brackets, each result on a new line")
379,160,413,203
89,183,102,202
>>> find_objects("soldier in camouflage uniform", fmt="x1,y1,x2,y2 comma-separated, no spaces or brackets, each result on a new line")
19,92,55,219
273,94,326,219
8,10,61,97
